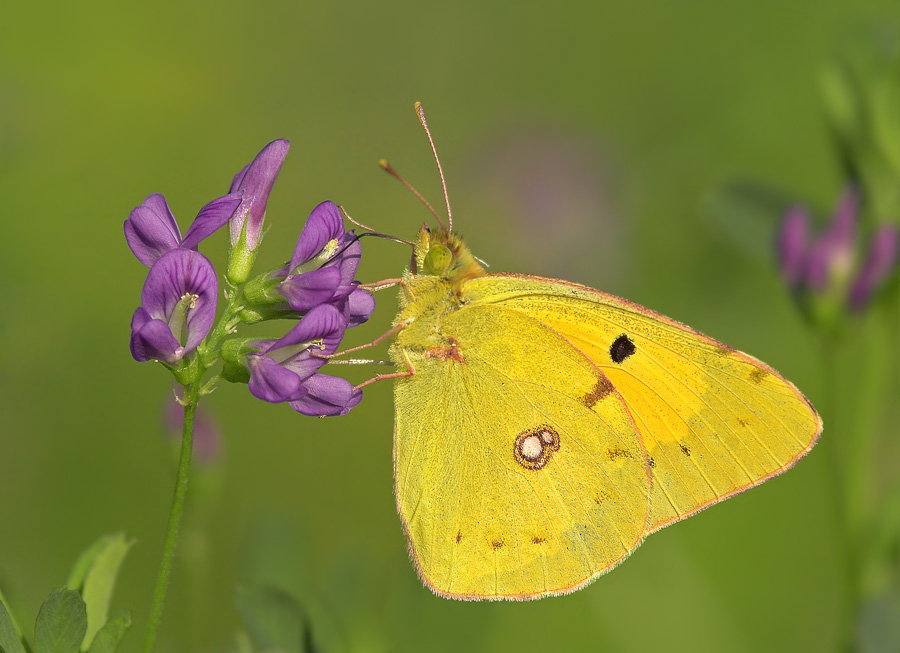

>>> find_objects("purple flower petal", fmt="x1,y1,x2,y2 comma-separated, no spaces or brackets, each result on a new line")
346,287,376,327
229,164,250,194
279,266,343,311
265,303,346,352
181,192,243,250
289,201,344,270
805,235,830,291
778,206,809,286
849,224,899,311
229,139,290,251
828,186,858,249
263,303,347,380
130,306,152,333
130,309,184,363
336,234,362,284
288,374,362,416
140,249,218,355
248,353,308,403
124,193,183,266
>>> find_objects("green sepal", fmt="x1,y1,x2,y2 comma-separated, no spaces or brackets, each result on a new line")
238,266,307,325
85,611,131,653
33,589,86,653
173,356,200,387
0,587,27,653
226,222,258,286
221,338,262,384
238,305,300,325
242,269,285,307
236,586,308,653
65,533,132,652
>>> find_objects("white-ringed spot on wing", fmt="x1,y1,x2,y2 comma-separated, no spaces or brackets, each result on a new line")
514,425,560,470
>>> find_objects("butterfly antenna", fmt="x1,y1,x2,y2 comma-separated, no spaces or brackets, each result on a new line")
339,204,377,234
415,102,453,233
378,159,447,232
338,204,414,247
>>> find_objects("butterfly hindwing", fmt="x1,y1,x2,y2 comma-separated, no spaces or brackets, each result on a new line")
393,302,651,599
463,274,823,533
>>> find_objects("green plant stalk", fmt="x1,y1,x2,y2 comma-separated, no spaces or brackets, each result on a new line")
0,585,25,644
142,383,198,653
820,337,857,651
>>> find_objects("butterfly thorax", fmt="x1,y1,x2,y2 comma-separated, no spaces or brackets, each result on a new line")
391,226,485,358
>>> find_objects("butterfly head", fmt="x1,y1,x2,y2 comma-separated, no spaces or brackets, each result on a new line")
412,225,485,284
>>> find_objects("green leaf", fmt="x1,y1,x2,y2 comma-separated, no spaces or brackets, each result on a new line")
33,589,86,653
0,588,27,653
236,586,307,653
85,612,131,653
820,61,861,150
871,64,900,176
66,535,115,592
77,533,132,651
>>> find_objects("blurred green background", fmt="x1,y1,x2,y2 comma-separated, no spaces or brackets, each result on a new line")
2,1,898,651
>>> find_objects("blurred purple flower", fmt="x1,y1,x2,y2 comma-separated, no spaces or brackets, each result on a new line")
778,206,810,287
247,303,362,416
228,139,290,254
849,224,899,310
130,249,218,364
124,192,242,266
164,395,221,464
777,187,899,314
804,188,858,291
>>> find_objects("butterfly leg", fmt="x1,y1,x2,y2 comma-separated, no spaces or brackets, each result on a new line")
359,278,403,292
354,349,416,390
362,276,417,300
314,321,409,360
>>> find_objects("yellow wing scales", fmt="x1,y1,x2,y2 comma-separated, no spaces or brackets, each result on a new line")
463,274,822,533
393,303,651,599
389,195,820,601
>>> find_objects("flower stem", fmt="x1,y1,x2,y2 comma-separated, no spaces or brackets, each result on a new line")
143,383,198,653
821,336,858,651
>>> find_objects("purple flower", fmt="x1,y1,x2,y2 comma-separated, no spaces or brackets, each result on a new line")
776,187,899,314
130,249,218,364
246,304,362,416
124,192,242,266
805,188,857,291
280,201,363,307
242,201,375,325
226,140,290,284
778,206,810,287
849,224,899,311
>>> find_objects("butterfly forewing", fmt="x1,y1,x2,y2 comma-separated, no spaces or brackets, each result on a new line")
393,303,651,599
464,274,822,533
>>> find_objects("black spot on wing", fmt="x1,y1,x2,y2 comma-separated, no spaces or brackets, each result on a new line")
610,334,636,364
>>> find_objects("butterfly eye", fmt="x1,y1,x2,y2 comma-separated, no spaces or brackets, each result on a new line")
423,245,453,275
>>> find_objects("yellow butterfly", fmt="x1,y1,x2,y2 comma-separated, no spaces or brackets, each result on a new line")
386,103,822,601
